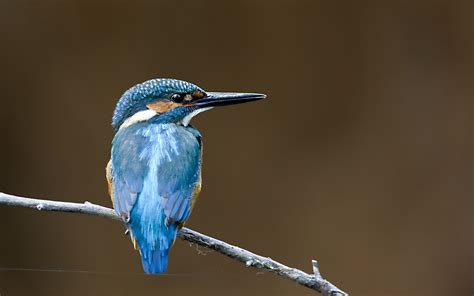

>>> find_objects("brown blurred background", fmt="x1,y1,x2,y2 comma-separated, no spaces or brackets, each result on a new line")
0,1,472,295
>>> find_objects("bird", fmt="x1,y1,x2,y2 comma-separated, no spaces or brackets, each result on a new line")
106,78,266,274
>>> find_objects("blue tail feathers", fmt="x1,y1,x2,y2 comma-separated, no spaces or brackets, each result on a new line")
132,221,178,274
140,247,170,273
129,197,179,274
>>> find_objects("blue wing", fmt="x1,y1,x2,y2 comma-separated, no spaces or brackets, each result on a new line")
111,123,201,223
109,125,148,222
110,122,201,273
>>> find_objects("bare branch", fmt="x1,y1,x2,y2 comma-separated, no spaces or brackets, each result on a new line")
0,192,347,295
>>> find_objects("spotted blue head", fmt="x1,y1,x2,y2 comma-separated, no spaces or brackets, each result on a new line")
111,78,266,131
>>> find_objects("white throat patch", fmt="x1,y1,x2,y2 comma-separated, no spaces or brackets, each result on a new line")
119,109,157,130
119,107,213,130
180,107,213,126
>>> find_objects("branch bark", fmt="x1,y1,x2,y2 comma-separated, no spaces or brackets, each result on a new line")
0,192,347,295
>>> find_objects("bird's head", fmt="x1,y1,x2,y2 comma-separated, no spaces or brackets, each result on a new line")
111,78,266,131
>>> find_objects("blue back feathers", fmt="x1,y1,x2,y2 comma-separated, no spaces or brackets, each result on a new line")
111,121,202,273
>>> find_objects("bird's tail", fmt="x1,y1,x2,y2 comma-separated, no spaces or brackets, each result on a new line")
133,222,178,274
139,248,170,274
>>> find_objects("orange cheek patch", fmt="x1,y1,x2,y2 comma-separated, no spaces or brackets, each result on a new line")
147,101,181,113
192,91,205,99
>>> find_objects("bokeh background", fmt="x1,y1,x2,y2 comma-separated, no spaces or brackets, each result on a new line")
0,1,472,295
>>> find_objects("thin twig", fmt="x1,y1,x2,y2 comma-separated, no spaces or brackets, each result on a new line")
0,192,347,295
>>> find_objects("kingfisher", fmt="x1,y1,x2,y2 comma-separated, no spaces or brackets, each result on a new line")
106,78,265,273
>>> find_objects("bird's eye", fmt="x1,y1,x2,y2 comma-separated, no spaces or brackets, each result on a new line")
171,94,184,103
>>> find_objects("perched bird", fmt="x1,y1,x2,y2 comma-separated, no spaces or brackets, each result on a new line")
106,78,265,273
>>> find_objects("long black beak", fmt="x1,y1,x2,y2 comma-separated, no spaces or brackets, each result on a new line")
193,92,266,108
